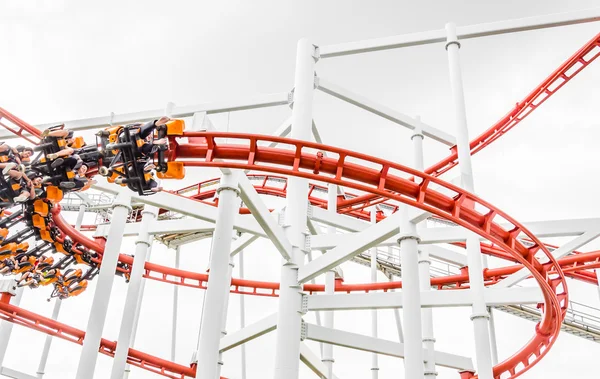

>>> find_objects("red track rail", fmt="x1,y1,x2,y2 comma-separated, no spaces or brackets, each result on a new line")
0,31,598,379
0,298,197,379
0,106,42,145
336,31,600,211
166,132,567,379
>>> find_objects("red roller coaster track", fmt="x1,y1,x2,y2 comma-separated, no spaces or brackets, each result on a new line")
0,30,598,379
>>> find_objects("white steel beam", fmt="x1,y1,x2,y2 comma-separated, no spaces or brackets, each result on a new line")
496,227,600,288
231,234,259,257
238,174,293,260
310,205,368,233
195,172,240,379
0,367,38,379
319,8,600,58
306,287,542,311
299,212,403,283
219,313,278,352
93,180,266,236
0,93,291,140
299,343,340,379
303,323,474,371
94,218,216,237
420,244,467,267
76,191,131,379
317,78,455,146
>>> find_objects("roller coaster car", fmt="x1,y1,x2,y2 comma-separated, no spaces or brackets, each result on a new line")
13,255,37,275
0,228,8,243
116,261,131,282
74,249,97,265
31,127,79,188
62,268,83,286
36,256,54,271
0,174,20,203
0,243,17,259
32,199,49,217
39,268,60,286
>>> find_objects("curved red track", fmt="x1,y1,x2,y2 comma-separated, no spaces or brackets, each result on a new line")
0,30,598,379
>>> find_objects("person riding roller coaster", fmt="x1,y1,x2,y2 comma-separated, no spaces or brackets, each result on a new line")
0,169,35,203
31,126,93,193
97,116,170,196
0,142,28,175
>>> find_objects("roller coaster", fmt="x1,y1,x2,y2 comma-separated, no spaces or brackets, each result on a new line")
0,9,599,379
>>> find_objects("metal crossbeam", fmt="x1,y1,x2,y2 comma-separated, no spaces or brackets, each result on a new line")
238,174,293,260
303,323,474,371
317,77,455,146
299,212,402,283
306,287,543,311
319,8,600,58
0,93,290,140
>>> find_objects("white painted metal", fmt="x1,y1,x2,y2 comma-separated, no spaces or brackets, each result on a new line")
399,205,424,378
413,126,437,377
110,206,158,379
36,204,87,379
299,212,403,283
216,253,236,378
369,209,379,379
195,171,240,379
389,272,404,343
306,287,542,311
0,366,39,379
220,313,278,352
172,245,180,362
76,190,131,379
299,343,340,379
238,174,293,260
303,323,474,371
317,78,455,146
273,37,314,379
123,243,154,379
93,180,266,236
446,22,493,379
0,93,292,141
323,183,337,379
497,227,600,288
0,285,23,366
238,248,247,379
319,8,600,58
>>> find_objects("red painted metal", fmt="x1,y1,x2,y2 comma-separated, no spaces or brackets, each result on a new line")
0,106,42,145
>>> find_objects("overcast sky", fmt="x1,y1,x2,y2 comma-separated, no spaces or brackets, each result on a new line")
1,1,600,379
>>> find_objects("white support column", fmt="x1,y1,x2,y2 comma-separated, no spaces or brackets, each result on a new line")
238,248,247,379
412,126,437,377
195,171,240,379
123,243,153,379
0,286,23,366
76,191,131,379
446,22,493,379
399,206,424,379
322,184,337,379
369,210,379,379
110,206,158,379
216,252,235,379
37,204,87,378
172,245,181,362
273,37,315,379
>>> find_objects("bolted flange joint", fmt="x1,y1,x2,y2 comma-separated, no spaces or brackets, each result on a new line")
445,40,461,50
470,312,490,321
425,370,439,377
397,233,421,244
216,185,240,196
423,337,436,343
135,239,151,247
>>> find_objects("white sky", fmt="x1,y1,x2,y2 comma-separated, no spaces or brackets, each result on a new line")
1,1,600,378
